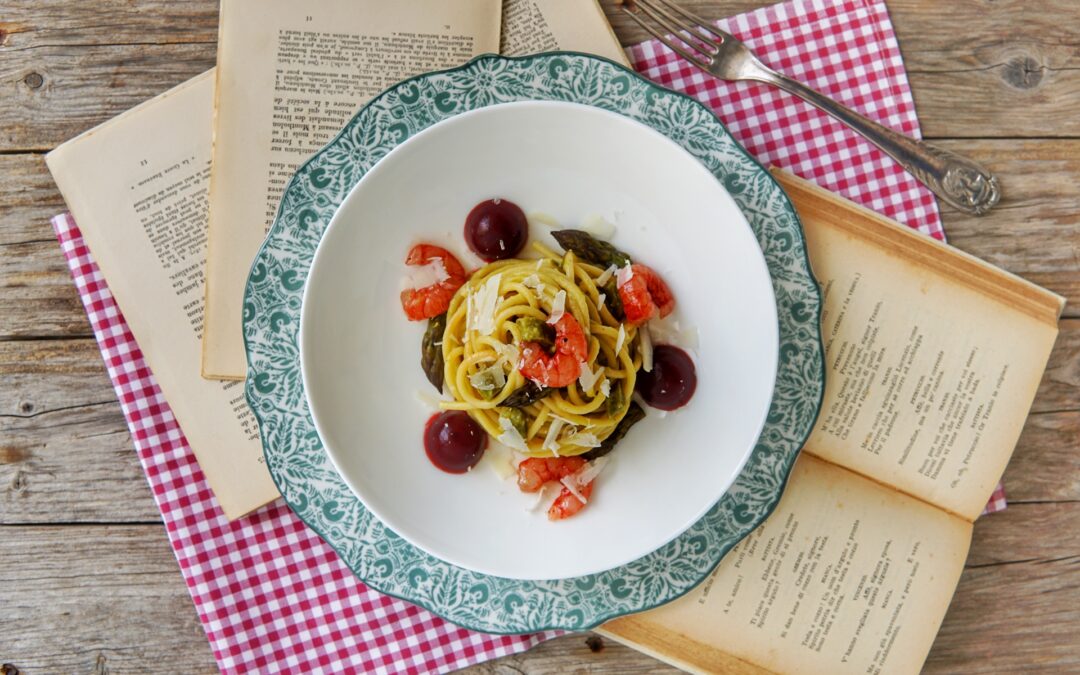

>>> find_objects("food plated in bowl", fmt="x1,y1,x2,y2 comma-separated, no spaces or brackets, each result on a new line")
299,100,777,580
244,52,823,631
405,198,698,521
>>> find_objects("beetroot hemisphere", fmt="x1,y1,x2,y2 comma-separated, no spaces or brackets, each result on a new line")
635,344,697,411
423,410,488,473
464,198,528,262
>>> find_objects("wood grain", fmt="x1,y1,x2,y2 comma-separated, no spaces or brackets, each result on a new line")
2,1,1080,149
0,524,215,673
1,0,1078,672
0,339,158,523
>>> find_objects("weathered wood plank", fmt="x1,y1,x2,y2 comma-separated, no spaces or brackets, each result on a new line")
3,1,1080,149
0,339,159,523
926,503,1080,673
935,139,1080,316
0,524,216,673
0,154,64,246
0,239,91,339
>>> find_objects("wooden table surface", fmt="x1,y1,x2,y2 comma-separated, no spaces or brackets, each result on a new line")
2,1,1078,672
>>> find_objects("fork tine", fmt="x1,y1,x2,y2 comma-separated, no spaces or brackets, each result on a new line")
621,6,712,70
638,0,719,55
651,0,731,44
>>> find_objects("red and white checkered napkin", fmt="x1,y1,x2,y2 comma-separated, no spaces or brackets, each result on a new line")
50,0,1004,672
52,213,557,673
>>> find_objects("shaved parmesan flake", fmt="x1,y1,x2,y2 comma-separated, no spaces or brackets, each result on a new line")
640,321,654,372
597,293,606,312
616,262,634,288
414,390,445,410
522,274,541,289
469,362,506,391
469,273,502,336
497,416,529,452
615,324,626,355
577,361,602,393
579,214,616,240
565,431,601,448
632,391,650,413
560,475,589,504
599,378,611,397
492,341,520,365
528,482,561,512
527,212,561,229
402,259,449,290
543,417,566,454
536,258,546,270
547,289,566,325
573,456,609,486
596,264,618,287
483,442,516,480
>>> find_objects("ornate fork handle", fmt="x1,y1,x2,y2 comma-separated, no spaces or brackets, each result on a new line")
757,70,1000,215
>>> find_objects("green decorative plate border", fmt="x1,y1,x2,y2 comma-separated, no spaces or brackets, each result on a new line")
243,52,824,633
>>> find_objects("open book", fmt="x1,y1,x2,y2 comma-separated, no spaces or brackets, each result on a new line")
46,1,629,517
200,0,630,380
598,171,1064,674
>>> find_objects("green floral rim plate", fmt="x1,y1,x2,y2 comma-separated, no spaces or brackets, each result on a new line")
243,52,824,633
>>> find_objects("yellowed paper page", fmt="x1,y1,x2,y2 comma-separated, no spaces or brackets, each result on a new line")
46,71,278,519
502,0,631,66
776,172,1064,521
601,455,971,675
203,0,502,379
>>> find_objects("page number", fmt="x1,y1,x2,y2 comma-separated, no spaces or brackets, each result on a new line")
139,159,148,167
305,15,313,22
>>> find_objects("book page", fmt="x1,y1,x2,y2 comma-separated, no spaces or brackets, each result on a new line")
203,0,502,379
600,455,971,675
46,72,278,520
776,172,1064,521
501,0,631,66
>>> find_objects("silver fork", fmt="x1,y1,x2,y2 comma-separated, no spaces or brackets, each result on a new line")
621,0,1000,216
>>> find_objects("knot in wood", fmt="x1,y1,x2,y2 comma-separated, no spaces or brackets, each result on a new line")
24,72,43,90
1002,55,1043,90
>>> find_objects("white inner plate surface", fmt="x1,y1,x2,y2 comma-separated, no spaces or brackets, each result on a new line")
300,101,778,580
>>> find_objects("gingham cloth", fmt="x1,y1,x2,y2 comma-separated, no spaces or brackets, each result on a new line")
50,0,1004,672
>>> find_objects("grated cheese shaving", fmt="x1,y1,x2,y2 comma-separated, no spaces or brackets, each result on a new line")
403,259,449,290
640,321,654,372
579,214,616,240
470,273,502,336
597,293,606,312
560,475,589,504
547,289,567,325
522,274,541,288
469,362,506,391
572,456,609,486
616,262,634,288
414,390,445,410
599,378,611,397
577,361,602,393
528,482,561,512
615,324,626,355
527,212,561,229
565,431,601,448
497,416,529,452
595,264,618,287
492,341,520,365
543,417,565,454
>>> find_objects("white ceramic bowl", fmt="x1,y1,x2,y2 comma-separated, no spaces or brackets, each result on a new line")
300,101,778,580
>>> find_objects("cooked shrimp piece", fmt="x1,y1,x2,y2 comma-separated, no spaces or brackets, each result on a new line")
400,244,467,320
548,481,594,520
517,456,587,492
517,313,588,387
617,263,675,326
